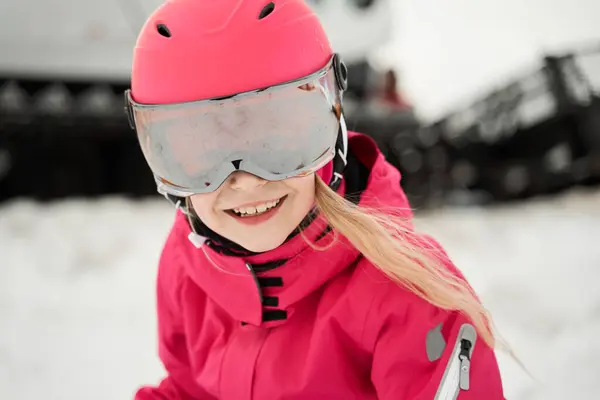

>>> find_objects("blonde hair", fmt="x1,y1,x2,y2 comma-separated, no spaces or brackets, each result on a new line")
313,175,499,350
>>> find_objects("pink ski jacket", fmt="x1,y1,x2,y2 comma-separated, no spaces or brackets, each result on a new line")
135,132,505,400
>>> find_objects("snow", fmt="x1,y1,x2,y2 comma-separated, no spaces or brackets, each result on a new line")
1,189,599,399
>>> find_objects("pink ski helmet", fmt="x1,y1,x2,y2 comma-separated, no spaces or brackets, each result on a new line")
128,0,348,194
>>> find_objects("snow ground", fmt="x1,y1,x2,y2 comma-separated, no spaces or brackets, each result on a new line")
1,189,599,399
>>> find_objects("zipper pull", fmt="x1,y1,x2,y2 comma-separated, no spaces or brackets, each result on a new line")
458,339,472,390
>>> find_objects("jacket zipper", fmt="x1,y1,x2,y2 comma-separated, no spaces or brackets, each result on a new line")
434,323,477,400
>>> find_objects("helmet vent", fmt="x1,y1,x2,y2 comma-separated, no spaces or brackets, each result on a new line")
156,23,172,38
258,2,275,19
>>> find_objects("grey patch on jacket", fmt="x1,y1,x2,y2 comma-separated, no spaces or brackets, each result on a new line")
426,323,446,362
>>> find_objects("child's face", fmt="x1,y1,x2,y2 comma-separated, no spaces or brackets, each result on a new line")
189,172,316,252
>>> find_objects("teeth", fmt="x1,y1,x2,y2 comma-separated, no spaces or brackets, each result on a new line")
232,198,281,216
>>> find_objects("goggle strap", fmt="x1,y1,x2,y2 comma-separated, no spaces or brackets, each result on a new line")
333,53,349,92
124,90,136,130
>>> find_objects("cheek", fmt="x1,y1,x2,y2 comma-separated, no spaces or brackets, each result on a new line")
189,194,218,221
289,175,316,205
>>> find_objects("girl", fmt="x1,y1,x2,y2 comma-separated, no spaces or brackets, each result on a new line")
127,0,506,398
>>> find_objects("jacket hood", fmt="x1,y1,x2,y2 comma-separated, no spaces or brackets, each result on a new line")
169,132,414,327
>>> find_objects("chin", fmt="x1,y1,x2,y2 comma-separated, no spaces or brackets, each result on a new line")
237,235,289,253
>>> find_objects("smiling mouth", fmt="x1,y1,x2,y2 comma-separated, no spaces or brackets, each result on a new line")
226,195,287,218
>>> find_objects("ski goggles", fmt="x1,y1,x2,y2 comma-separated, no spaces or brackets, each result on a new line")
125,54,348,197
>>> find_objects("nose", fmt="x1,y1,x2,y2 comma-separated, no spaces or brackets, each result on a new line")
227,171,267,191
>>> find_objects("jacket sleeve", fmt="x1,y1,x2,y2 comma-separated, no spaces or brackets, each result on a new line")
135,231,214,400
369,286,505,400
365,231,506,400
